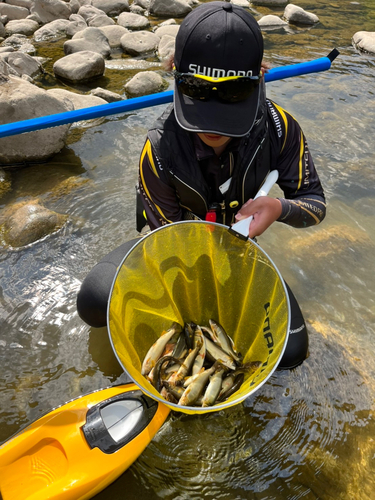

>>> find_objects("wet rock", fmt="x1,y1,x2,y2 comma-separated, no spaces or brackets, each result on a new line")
258,15,288,27
124,70,165,97
2,51,43,78
90,86,124,101
0,76,72,164
3,201,68,247
53,50,105,83
4,19,39,36
251,0,288,5
30,0,71,24
283,4,319,25
33,19,71,41
64,27,111,58
0,4,29,21
352,31,375,54
117,12,150,30
87,14,115,27
157,34,175,61
149,0,191,18
120,30,160,56
47,88,107,109
91,0,130,16
66,14,87,37
98,24,128,48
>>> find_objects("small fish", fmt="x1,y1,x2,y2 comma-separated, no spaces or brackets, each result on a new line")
178,364,217,406
150,355,182,392
208,319,242,363
184,322,196,350
192,325,206,376
183,367,205,387
141,322,182,376
204,337,237,370
202,368,226,407
168,344,201,386
162,381,185,400
217,373,245,402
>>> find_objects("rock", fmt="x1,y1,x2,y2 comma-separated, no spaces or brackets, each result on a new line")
0,76,72,164
2,51,43,78
124,70,165,96
4,19,39,36
252,0,287,5
352,31,375,54
77,5,106,22
33,19,71,41
3,201,68,247
0,56,19,76
258,14,288,27
47,88,107,109
90,86,123,101
149,0,191,18
64,27,111,58
153,23,179,38
7,0,33,9
0,22,5,38
98,24,128,48
120,30,160,56
66,14,87,37
129,4,145,14
30,0,71,23
87,14,115,27
283,4,319,25
133,0,150,9
0,4,29,21
53,50,105,82
91,0,130,16
117,12,150,30
158,34,175,61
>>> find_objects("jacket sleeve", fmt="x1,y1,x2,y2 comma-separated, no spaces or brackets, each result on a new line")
267,100,326,228
138,138,183,230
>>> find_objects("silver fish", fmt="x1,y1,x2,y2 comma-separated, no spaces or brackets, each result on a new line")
141,322,182,376
208,319,242,362
167,344,201,386
192,325,206,376
204,337,237,370
178,364,217,406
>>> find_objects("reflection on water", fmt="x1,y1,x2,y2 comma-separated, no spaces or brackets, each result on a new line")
0,0,375,498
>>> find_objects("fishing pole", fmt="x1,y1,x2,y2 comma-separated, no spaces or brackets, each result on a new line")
0,49,339,139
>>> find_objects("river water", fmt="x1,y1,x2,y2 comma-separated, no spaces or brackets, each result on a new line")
1,0,375,498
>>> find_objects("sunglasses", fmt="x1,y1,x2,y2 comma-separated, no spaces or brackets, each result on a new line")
173,71,261,103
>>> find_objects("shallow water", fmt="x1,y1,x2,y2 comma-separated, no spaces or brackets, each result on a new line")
1,0,375,498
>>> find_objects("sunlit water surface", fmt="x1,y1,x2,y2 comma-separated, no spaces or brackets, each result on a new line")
0,0,374,499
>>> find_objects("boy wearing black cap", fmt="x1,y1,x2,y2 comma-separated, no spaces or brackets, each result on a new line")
77,2,325,368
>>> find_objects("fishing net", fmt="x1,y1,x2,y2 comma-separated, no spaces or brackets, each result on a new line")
108,221,290,414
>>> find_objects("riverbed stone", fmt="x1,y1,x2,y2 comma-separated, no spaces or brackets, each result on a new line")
2,51,43,77
0,76,72,164
66,14,87,37
33,19,71,41
117,12,150,30
98,24,128,48
251,0,288,5
47,88,107,109
124,70,165,96
0,168,12,198
157,34,175,61
258,14,288,27
283,4,319,25
120,30,160,56
3,201,68,247
0,22,5,38
352,31,375,54
4,19,39,36
153,23,179,38
6,0,33,9
91,0,130,16
0,3,29,20
64,27,111,58
77,5,106,22
87,14,115,27
0,55,19,76
133,0,150,9
30,0,71,23
90,86,123,101
149,0,191,18
53,50,105,82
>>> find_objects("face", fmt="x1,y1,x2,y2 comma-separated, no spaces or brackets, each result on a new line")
197,133,232,149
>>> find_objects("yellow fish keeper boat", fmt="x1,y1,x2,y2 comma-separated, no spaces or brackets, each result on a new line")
0,383,170,500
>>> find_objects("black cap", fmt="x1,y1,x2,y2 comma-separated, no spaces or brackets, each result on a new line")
174,1,264,137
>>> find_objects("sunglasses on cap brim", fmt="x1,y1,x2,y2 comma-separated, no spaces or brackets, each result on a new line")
173,71,261,103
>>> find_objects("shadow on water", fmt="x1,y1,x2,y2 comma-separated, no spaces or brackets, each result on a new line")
1,0,375,498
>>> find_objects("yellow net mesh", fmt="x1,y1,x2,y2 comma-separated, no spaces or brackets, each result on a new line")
108,221,289,414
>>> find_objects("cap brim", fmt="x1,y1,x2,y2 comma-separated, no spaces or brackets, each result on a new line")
174,83,260,138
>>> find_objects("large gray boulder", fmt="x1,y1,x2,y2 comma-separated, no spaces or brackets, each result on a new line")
53,50,105,82
5,19,39,36
117,12,150,30
0,76,73,164
64,27,111,58
33,19,71,41
0,4,29,20
91,0,130,15
124,70,165,96
98,24,128,48
30,0,71,23
120,30,160,56
352,31,375,54
283,4,319,25
2,51,43,78
149,0,191,18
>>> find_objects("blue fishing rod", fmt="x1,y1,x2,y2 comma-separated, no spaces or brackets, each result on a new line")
0,49,339,139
